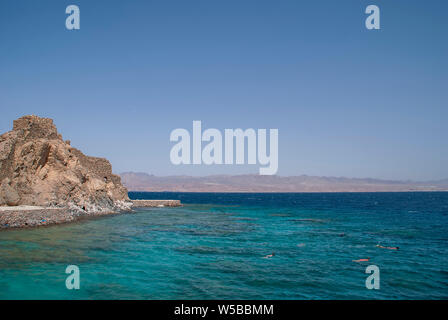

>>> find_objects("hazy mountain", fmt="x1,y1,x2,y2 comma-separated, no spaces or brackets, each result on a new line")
120,172,448,193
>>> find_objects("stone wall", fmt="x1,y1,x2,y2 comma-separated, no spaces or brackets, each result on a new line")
132,200,181,207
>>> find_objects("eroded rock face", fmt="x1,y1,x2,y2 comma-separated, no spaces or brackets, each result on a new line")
0,115,131,212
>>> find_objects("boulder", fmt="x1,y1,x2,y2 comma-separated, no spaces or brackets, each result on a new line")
0,179,20,206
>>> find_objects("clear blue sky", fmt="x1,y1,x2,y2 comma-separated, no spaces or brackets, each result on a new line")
1,0,447,180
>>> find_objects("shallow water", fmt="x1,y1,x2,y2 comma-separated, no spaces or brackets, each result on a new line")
1,192,447,299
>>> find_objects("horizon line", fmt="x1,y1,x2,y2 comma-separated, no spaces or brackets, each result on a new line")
119,171,448,184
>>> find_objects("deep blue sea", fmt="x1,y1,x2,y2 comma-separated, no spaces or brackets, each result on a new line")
0,192,447,299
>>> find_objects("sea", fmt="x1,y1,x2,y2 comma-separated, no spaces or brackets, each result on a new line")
0,192,447,299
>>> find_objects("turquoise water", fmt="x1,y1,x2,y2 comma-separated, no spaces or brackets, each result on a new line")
0,192,447,299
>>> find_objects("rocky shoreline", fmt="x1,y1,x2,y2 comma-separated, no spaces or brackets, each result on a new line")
0,205,119,229
0,115,183,230
0,199,182,230
0,115,134,229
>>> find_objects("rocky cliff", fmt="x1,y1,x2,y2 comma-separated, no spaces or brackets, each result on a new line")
0,115,131,213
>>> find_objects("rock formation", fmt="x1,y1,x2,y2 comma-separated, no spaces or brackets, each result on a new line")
0,115,131,213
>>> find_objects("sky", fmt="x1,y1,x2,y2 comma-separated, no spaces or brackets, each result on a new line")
0,0,447,180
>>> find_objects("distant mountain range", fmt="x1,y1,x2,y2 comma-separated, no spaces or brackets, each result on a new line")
120,172,448,193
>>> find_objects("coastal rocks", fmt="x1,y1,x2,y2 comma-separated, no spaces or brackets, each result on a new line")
0,206,70,229
0,115,132,213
